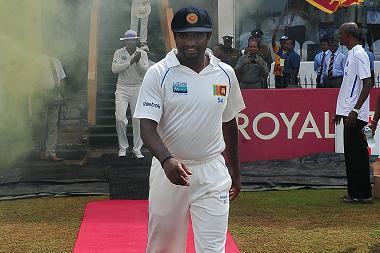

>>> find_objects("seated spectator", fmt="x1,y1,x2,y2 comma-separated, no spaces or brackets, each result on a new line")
322,38,346,88
235,40,269,89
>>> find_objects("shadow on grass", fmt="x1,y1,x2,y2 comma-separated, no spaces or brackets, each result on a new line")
368,243,380,253
339,247,357,253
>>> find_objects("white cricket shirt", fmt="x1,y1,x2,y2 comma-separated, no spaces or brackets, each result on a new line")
134,49,246,161
112,47,149,87
336,45,371,122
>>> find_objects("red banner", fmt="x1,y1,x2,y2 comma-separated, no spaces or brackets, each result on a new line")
238,88,380,163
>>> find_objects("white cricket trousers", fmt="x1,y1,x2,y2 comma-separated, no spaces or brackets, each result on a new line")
146,154,232,253
115,85,143,152
130,15,149,44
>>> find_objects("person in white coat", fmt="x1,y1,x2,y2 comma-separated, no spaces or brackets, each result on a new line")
130,0,151,51
112,30,149,158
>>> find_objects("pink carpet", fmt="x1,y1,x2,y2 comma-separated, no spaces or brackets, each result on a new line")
73,200,240,253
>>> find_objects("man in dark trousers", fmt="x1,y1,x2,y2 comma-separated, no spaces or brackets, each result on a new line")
334,22,373,204
134,6,246,252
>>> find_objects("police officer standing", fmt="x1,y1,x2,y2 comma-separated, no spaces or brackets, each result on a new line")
134,5,245,252
222,35,241,67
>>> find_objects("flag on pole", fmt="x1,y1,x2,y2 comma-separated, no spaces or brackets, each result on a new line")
305,0,341,14
306,0,365,14
340,0,365,7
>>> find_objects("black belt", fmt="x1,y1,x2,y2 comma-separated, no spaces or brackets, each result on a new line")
328,76,343,80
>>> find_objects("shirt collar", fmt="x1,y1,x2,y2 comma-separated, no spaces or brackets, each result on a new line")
165,48,220,68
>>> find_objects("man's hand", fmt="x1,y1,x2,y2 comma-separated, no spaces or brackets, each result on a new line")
243,57,251,65
162,158,192,186
333,114,343,126
345,110,358,128
229,173,241,201
130,51,142,65
369,121,378,137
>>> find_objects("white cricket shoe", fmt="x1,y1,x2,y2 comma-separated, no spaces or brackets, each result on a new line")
132,151,144,159
118,148,127,157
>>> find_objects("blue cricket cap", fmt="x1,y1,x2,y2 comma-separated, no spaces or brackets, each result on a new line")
171,6,212,33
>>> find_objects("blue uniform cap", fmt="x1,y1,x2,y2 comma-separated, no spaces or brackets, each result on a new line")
171,6,212,33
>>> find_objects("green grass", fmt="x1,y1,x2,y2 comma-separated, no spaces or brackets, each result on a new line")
230,189,380,253
1,190,380,252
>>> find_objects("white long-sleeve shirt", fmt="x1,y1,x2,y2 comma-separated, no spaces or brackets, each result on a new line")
112,47,149,87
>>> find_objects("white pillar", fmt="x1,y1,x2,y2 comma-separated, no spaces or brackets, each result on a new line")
218,0,235,44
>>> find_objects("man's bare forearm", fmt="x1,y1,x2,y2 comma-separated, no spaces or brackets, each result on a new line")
222,118,240,176
140,118,171,163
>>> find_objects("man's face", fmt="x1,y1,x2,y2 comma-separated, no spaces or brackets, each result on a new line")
252,36,262,46
248,40,258,55
329,40,339,53
125,39,138,50
174,32,211,61
320,41,328,52
223,38,232,48
283,40,292,51
338,29,348,46
213,46,224,59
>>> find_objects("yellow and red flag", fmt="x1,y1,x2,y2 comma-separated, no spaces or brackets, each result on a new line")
340,0,365,7
306,0,364,14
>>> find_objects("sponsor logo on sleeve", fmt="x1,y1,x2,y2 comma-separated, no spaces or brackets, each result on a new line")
173,82,188,94
143,101,160,109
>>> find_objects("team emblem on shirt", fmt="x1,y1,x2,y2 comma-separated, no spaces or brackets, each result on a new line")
173,82,188,94
186,13,198,24
213,84,227,97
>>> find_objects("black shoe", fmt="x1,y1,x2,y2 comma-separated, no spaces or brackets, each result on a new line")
343,196,373,204
46,156,64,162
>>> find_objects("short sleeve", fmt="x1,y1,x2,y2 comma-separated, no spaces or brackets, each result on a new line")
356,52,371,80
222,68,246,122
133,67,163,123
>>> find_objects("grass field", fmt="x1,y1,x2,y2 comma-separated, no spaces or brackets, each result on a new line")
0,190,380,253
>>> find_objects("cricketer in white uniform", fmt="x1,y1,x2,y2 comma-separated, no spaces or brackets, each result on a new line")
112,30,149,158
134,6,246,253
130,0,151,51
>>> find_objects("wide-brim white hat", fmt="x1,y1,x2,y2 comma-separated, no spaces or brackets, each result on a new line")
120,30,139,41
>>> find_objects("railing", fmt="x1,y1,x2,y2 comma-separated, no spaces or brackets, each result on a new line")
266,74,380,89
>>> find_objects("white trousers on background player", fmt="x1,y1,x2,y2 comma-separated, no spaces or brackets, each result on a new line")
115,85,143,153
146,154,232,253
130,15,149,44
